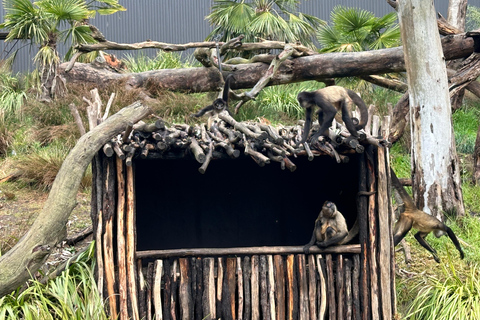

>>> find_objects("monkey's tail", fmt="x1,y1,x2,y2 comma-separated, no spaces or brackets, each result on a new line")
390,168,417,211
339,218,358,245
346,89,368,131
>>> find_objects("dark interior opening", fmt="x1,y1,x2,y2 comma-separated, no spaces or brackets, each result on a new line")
134,154,361,251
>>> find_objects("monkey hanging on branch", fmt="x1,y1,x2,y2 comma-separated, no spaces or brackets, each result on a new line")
296,86,369,145
303,200,349,254
191,74,234,117
390,168,465,263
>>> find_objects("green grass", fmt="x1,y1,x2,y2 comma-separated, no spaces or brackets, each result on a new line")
0,242,107,320
404,263,480,320
452,106,480,154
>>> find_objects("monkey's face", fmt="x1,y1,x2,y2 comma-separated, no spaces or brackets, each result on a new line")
213,98,226,111
322,201,336,218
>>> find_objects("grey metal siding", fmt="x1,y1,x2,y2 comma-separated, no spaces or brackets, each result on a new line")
0,0,471,73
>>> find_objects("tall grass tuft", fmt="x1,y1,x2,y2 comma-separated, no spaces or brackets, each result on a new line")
124,51,197,72
13,144,70,190
405,262,480,320
0,56,28,121
0,242,107,319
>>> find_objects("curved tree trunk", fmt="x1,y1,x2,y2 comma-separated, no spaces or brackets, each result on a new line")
0,102,151,297
398,0,465,218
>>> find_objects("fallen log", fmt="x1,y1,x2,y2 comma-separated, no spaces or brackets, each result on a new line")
59,33,474,94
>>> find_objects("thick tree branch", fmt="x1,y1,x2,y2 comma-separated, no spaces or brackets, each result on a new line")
0,102,152,297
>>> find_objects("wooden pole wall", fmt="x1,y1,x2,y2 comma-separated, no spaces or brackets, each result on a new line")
140,254,362,320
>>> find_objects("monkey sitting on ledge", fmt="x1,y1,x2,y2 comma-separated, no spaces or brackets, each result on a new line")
303,201,348,254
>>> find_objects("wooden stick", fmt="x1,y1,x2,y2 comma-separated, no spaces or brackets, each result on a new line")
251,255,260,320
297,255,308,320
216,258,224,320
286,254,297,320
153,260,163,320
267,255,276,320
274,255,285,320
179,258,192,320
103,207,117,319
353,255,361,320
95,209,104,299
243,256,252,320
237,257,244,320
345,258,353,320
146,262,154,320
366,145,379,320
259,256,270,320
316,255,327,320
336,255,345,320
326,255,336,320
68,103,86,136
138,259,147,320
116,157,129,320
225,258,237,319
307,255,317,320
136,245,361,259
193,258,203,320
163,260,172,320
126,165,140,320
202,258,216,320
170,260,179,320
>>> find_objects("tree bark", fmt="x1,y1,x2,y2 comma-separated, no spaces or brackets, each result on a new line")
0,102,152,297
398,0,465,218
58,33,474,94
447,0,468,31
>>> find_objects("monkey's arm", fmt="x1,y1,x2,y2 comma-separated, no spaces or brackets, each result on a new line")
298,106,313,145
393,214,413,246
191,105,213,117
303,219,321,254
316,214,348,247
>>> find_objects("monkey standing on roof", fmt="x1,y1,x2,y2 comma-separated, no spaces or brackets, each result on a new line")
296,86,369,145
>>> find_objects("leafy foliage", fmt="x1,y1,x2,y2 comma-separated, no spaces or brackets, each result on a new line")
206,0,324,51
317,6,400,53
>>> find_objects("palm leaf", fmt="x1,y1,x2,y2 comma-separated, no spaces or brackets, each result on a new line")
36,0,89,22
1,0,49,43
250,11,294,42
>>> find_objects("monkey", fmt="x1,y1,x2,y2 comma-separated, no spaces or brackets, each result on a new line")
191,74,234,117
390,168,464,263
296,86,369,145
303,201,348,254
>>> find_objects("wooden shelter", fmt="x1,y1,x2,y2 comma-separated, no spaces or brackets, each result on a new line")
92,110,396,320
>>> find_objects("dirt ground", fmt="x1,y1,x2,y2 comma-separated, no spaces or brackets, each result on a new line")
0,181,92,267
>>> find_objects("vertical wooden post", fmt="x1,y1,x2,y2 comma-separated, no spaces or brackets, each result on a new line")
358,153,371,320
216,258,224,320
345,258,353,320
153,260,163,320
243,256,252,320
336,255,344,320
260,255,270,320
325,255,336,320
251,255,260,320
274,255,286,320
353,255,361,320
377,116,393,319
286,254,297,320
297,255,309,320
116,157,129,320
267,255,276,320
237,257,244,320
367,118,380,320
316,255,327,320
179,258,193,320
126,164,140,320
202,258,216,320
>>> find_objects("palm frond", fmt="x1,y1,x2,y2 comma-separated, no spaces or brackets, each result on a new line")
331,5,375,34
36,0,89,22
1,0,49,44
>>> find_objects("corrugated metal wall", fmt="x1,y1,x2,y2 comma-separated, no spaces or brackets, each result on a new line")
0,0,459,72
